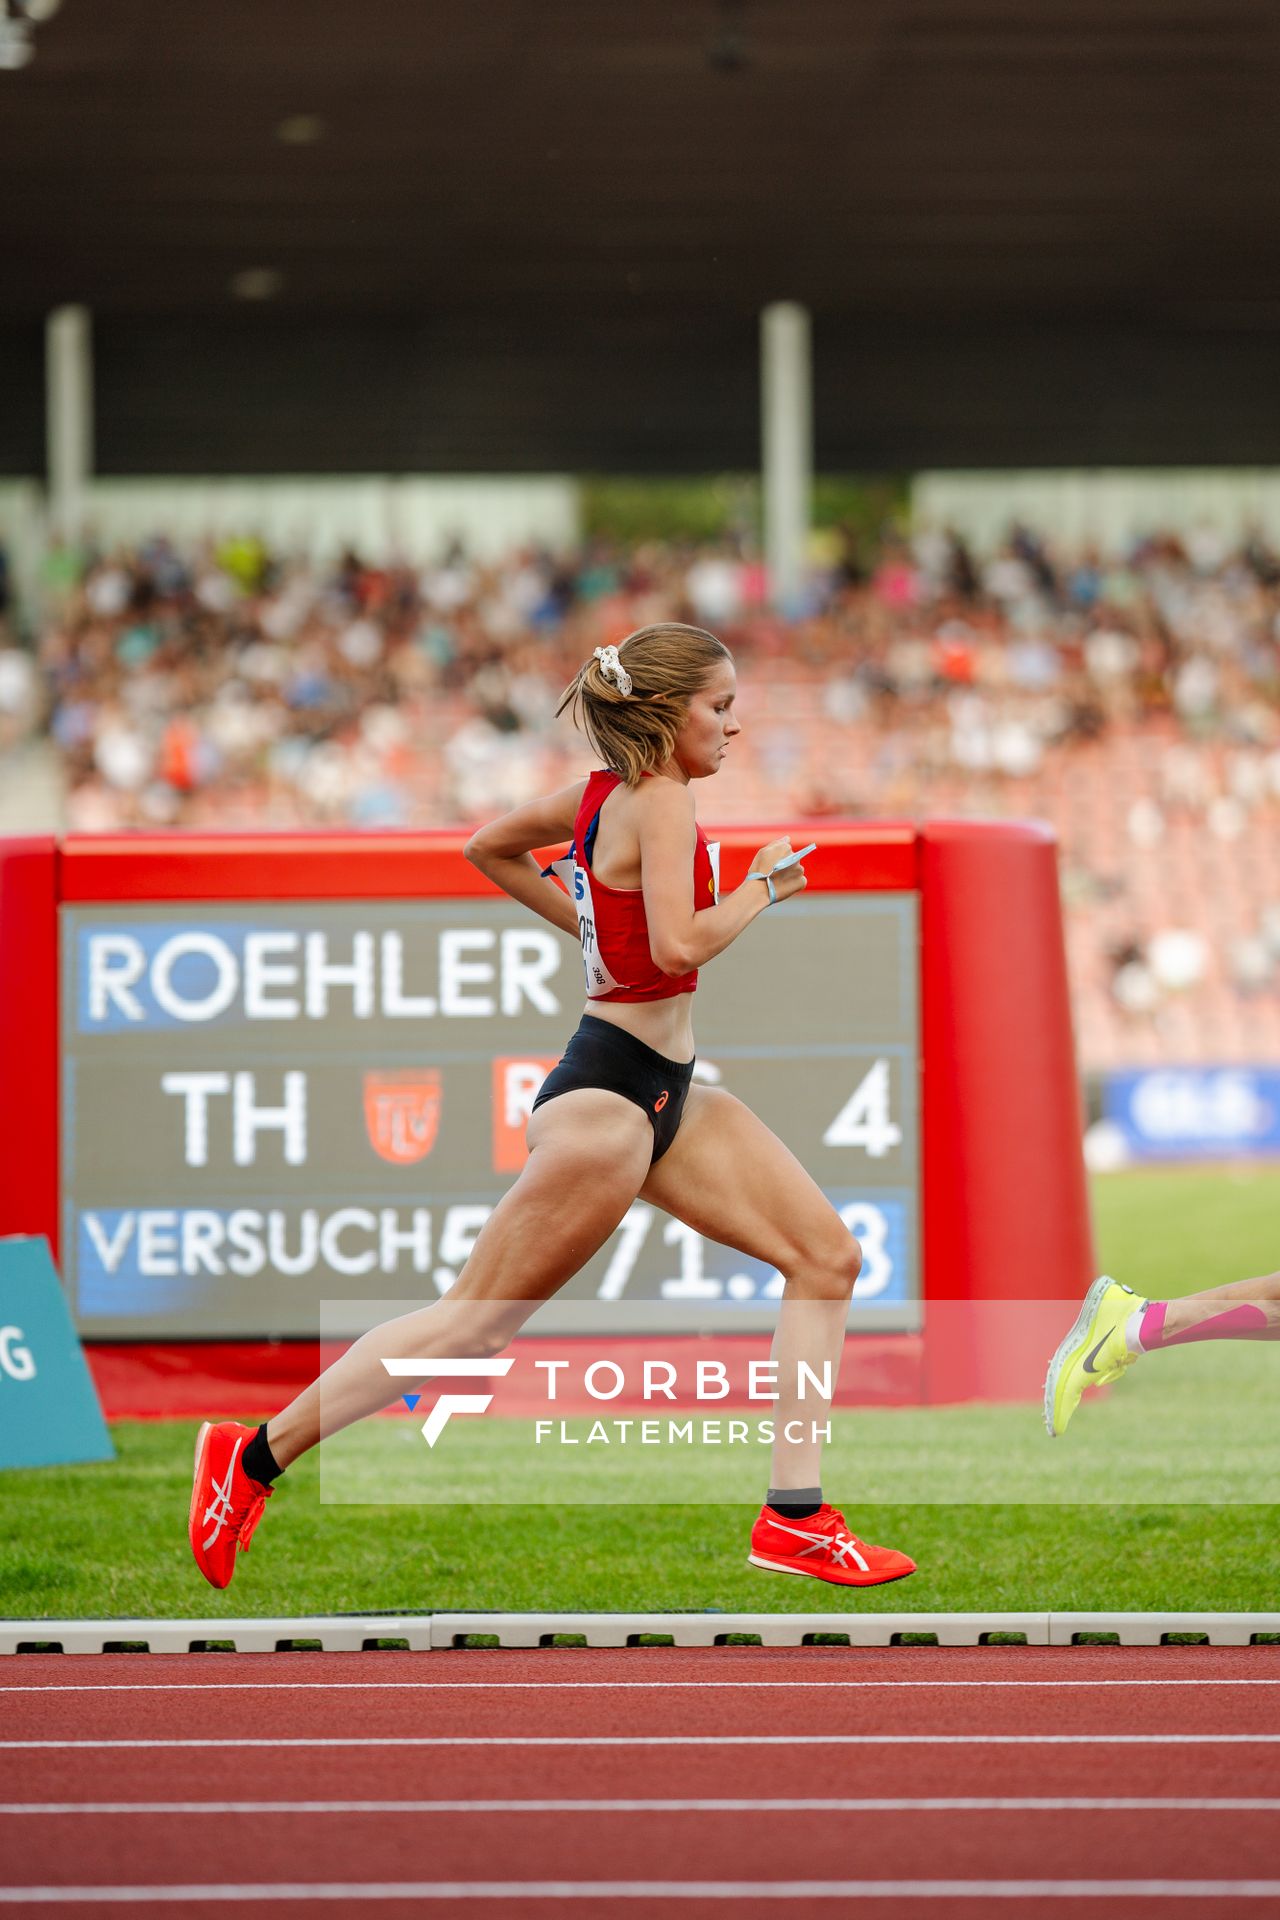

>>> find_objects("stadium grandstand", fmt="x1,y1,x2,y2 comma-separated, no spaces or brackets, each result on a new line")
1,507,1277,1071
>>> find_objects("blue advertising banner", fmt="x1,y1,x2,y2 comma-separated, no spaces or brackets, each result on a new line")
0,1236,114,1470
1104,1068,1280,1160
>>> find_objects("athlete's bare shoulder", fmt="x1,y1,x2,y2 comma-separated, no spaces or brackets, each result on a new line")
632,773,697,874
603,771,695,832
631,772,696,819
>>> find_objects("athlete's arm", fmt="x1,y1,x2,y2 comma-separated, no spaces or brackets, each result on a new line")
638,779,804,974
463,778,589,939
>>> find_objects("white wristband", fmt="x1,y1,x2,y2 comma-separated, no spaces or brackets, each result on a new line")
751,844,815,908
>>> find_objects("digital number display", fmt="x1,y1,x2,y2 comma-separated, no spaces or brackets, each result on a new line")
61,895,919,1335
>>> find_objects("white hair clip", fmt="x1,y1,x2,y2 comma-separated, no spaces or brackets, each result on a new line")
593,644,633,697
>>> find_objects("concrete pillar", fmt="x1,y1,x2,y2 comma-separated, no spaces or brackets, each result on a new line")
760,301,812,610
46,305,93,537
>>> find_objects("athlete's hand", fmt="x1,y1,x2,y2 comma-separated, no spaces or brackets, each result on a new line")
748,837,808,902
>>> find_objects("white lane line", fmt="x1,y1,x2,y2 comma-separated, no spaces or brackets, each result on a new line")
5,1879,1280,1902
3,1733,1278,1750
2,1677,1277,1695
2,1797,1279,1815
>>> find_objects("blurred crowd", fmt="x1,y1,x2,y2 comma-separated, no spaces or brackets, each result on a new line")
3,518,1279,823
1,517,1279,1063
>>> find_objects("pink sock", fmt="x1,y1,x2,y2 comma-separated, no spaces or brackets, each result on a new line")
1137,1302,1167,1349
1139,1300,1268,1350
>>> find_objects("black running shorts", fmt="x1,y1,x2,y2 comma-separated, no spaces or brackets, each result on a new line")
531,1013,696,1163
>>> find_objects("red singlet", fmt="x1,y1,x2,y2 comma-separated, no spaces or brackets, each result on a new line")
547,770,721,1003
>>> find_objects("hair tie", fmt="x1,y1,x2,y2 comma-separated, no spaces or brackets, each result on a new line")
593,644,633,697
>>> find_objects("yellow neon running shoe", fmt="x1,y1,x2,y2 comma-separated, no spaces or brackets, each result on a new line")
1043,1275,1147,1438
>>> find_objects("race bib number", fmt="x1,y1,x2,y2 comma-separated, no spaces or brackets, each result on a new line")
549,856,621,998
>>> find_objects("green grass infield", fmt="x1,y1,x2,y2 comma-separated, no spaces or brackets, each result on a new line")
1,1164,1276,1619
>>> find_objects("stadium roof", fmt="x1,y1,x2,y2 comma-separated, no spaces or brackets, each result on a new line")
2,1,1279,472
4,0,1276,325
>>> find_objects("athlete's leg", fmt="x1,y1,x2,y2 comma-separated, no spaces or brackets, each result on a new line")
1138,1268,1280,1349
266,1090,653,1468
639,1085,860,1493
1045,1265,1280,1439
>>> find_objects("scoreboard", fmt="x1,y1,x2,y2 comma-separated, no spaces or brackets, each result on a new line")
0,821,1093,1398
60,894,917,1336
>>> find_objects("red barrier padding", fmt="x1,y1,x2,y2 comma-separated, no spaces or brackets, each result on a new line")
919,820,1094,1400
59,824,918,901
84,1341,324,1421
0,840,59,1260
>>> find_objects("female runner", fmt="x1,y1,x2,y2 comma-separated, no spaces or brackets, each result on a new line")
1046,1266,1280,1436
189,623,917,1590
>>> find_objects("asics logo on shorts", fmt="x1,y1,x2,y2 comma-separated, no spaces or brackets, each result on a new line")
654,1090,669,1113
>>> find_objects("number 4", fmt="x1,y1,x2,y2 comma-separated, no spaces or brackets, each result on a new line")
823,1059,902,1158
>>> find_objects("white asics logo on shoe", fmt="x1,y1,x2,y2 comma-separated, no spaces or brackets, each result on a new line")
381,1357,515,1447
772,1518,870,1574
202,1436,242,1551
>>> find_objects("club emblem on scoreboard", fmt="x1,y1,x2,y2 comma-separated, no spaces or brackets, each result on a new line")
363,1069,443,1165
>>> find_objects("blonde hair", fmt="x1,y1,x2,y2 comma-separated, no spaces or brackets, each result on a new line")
556,623,732,786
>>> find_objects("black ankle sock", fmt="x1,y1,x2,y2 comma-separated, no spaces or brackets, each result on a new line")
243,1423,283,1486
767,1486,822,1519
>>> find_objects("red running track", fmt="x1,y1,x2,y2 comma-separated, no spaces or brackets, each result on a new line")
2,1645,1279,1916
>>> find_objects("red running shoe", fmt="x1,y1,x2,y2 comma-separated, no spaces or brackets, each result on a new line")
748,1503,916,1587
189,1421,273,1590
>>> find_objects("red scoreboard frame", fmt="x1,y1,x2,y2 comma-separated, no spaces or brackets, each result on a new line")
0,819,1093,1404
